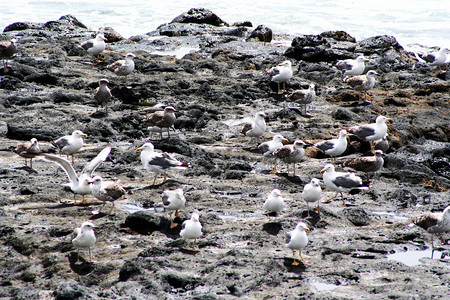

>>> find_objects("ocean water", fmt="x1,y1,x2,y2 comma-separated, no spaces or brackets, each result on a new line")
1,0,449,51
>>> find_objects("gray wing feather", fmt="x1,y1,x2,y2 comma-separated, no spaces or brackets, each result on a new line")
82,144,112,176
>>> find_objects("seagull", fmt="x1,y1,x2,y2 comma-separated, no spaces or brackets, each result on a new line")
302,178,323,216
313,129,348,162
285,83,316,115
136,142,191,185
343,150,384,181
274,140,307,176
81,34,106,64
90,175,126,215
52,130,87,164
336,56,369,77
263,188,284,218
320,163,368,206
343,70,378,101
374,134,389,153
162,188,186,228
258,134,289,173
0,38,17,71
241,112,267,141
14,138,41,168
267,60,293,94
286,221,310,265
107,53,136,88
418,47,448,72
180,212,203,251
143,106,177,139
72,221,96,264
41,144,111,204
93,78,112,114
410,206,450,249
346,116,392,147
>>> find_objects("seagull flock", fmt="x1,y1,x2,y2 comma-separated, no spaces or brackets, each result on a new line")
7,32,448,266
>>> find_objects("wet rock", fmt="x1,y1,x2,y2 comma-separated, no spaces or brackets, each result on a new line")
247,25,272,43
343,207,371,226
320,30,356,42
170,8,229,27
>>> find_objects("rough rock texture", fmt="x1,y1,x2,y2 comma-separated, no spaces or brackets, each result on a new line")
1,9,449,300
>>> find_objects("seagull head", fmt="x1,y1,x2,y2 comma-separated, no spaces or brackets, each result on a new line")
339,129,348,137
273,134,289,143
126,53,136,60
136,142,154,153
81,220,96,230
295,221,310,232
96,34,106,41
90,175,103,186
164,106,177,113
30,138,39,145
278,60,292,68
256,112,266,119
293,140,307,148
99,78,109,85
270,188,282,197
320,163,334,174
310,178,321,187
376,115,393,124
357,56,370,62
191,212,200,222
367,70,378,76
73,130,87,138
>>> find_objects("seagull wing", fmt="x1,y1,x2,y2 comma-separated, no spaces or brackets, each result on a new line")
41,153,79,185
82,143,112,176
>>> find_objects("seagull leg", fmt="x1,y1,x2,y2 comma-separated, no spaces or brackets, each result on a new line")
269,158,279,174
161,173,167,183
75,248,82,265
322,192,338,203
337,193,346,207
292,251,300,266
299,251,308,263
108,202,115,215
316,201,321,214
81,195,88,205
306,202,311,218
152,174,158,186
170,212,178,228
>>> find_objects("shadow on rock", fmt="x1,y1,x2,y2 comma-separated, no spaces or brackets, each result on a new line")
68,252,95,276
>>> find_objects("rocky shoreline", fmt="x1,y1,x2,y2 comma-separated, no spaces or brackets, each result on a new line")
1,8,449,299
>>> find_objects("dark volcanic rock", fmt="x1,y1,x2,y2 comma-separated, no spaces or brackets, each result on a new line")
247,25,272,43
170,8,229,26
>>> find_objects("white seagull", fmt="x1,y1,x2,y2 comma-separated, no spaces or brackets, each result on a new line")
313,129,348,162
320,163,368,206
42,144,111,204
418,47,448,71
267,60,293,94
343,70,378,101
72,221,96,264
107,53,136,87
263,188,284,218
258,134,289,173
286,221,310,265
162,188,186,228
241,112,267,140
410,206,450,249
336,56,369,76
347,116,392,145
90,175,126,215
52,130,87,164
302,178,323,216
180,212,203,250
81,33,106,64
136,142,191,185
14,137,41,168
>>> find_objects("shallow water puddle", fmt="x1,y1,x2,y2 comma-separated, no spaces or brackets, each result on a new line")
387,248,449,266
151,46,199,58
310,280,340,291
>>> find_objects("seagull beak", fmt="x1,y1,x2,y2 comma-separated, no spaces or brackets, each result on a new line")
282,138,289,143
136,147,143,152
305,227,310,231
320,169,326,173
82,134,87,137
365,59,370,62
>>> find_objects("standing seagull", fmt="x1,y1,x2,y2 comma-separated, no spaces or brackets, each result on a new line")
274,140,307,176
343,150,384,181
347,116,392,148
93,78,112,114
320,163,368,206
0,38,17,71
14,138,41,168
81,34,106,64
52,130,87,164
410,206,450,249
90,175,126,215
336,56,369,77
258,134,289,173
343,70,378,101
143,106,177,139
72,221,96,264
41,144,111,204
313,129,348,162
302,178,323,216
285,83,316,115
107,53,136,88
263,188,284,218
418,47,448,72
267,60,293,94
162,188,186,228
180,212,203,251
241,112,267,141
286,222,310,265
136,142,191,185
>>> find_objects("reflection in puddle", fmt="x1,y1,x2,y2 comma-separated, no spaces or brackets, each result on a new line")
387,248,449,266
310,280,340,291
